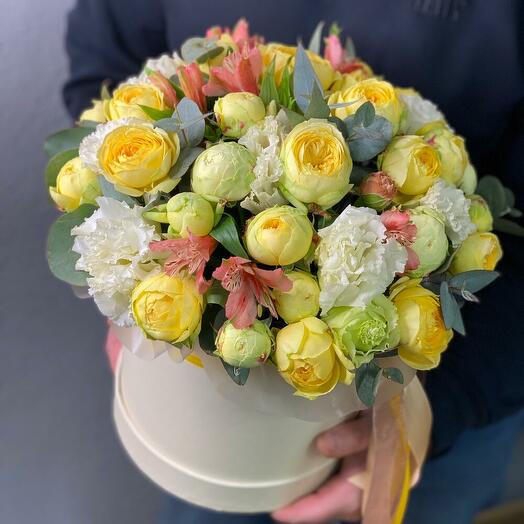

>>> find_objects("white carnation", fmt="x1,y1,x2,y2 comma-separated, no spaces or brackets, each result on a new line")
239,115,288,214
72,197,161,326
398,91,446,134
420,179,475,247
138,52,185,82
316,205,407,314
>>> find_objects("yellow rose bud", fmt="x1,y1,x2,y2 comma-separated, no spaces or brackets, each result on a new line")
166,192,215,237
244,205,314,266
98,123,180,196
103,83,168,121
214,92,266,138
191,142,256,202
421,127,469,186
329,63,374,92
279,119,352,207
79,99,106,123
468,195,493,232
390,278,453,370
131,273,204,343
328,78,404,134
215,319,274,368
272,270,320,323
449,232,502,274
275,317,353,399
459,164,478,195
378,135,441,196
49,157,101,212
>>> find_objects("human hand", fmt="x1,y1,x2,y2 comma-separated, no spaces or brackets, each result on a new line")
272,410,372,524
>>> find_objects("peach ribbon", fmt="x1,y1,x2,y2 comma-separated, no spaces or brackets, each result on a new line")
350,376,432,524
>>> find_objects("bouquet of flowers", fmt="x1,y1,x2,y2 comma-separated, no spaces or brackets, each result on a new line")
44,18,523,517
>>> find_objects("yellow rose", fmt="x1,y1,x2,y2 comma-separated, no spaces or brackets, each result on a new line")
449,232,502,274
378,135,441,196
274,317,353,399
98,122,180,196
49,157,100,212
103,83,168,121
390,278,453,370
279,119,352,207
261,43,337,90
244,206,314,266
328,78,404,134
79,99,106,123
131,273,204,343
214,92,266,138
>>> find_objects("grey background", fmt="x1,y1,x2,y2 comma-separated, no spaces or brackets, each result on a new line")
1,1,523,523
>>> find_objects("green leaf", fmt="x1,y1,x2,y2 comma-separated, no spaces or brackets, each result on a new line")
440,281,465,335
344,37,356,60
282,107,306,128
355,362,382,407
199,304,224,355
205,281,228,307
46,204,97,286
181,37,222,63
259,58,280,106
77,120,99,129
168,146,204,180
44,127,94,158
382,367,404,384
353,101,375,127
345,114,393,162
97,176,136,206
169,98,206,147
138,105,174,121
476,176,509,217
449,270,500,293
493,217,524,237
210,214,249,258
293,43,323,113
304,83,330,119
277,65,294,108
45,148,78,187
307,21,325,55
221,360,250,386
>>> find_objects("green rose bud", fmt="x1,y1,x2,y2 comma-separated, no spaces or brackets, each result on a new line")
215,319,274,368
272,270,320,324
165,192,215,237
407,206,449,278
244,205,314,266
323,294,400,367
468,195,493,233
214,92,266,138
449,232,502,274
191,142,256,202
459,164,477,195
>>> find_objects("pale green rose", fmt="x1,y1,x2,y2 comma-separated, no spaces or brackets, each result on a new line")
407,206,449,278
468,195,493,233
459,164,478,195
244,205,314,266
215,319,274,368
214,92,266,138
323,294,400,367
191,142,256,202
272,270,320,323
166,192,215,237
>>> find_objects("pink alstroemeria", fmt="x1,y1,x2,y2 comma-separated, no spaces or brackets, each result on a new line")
205,18,262,48
150,234,218,294
212,257,292,329
324,34,367,74
177,63,207,113
148,71,178,108
381,210,420,271
203,45,262,97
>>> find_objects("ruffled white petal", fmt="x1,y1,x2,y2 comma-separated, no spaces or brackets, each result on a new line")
398,91,446,134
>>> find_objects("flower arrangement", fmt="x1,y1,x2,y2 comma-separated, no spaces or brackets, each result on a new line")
45,19,523,406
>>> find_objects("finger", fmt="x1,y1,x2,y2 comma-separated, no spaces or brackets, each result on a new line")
315,411,372,459
271,451,367,524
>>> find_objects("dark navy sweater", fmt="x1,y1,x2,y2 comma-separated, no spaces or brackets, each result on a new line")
63,0,524,455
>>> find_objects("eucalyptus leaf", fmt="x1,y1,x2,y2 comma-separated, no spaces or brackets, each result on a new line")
45,148,79,187
353,101,375,127
282,107,306,128
355,361,382,407
440,281,465,335
382,367,404,384
260,58,280,106
221,360,250,386
327,116,348,139
307,21,325,55
181,37,223,63
210,214,249,258
293,43,323,113
138,105,174,121
304,83,330,119
509,208,523,218
493,217,524,237
168,147,204,180
345,114,393,162
44,127,94,158
345,37,356,60
77,120,99,128
46,204,96,286
476,176,509,217
97,176,136,206
449,270,500,293
171,98,206,147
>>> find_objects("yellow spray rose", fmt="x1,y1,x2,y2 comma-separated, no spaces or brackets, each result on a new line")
390,278,453,370
328,78,404,134
450,233,502,274
214,92,266,138
49,157,101,212
131,273,204,343
79,99,106,123
98,123,180,196
279,119,352,207
165,192,215,238
468,195,493,232
244,206,314,266
103,83,168,121
274,317,353,399
378,135,441,196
